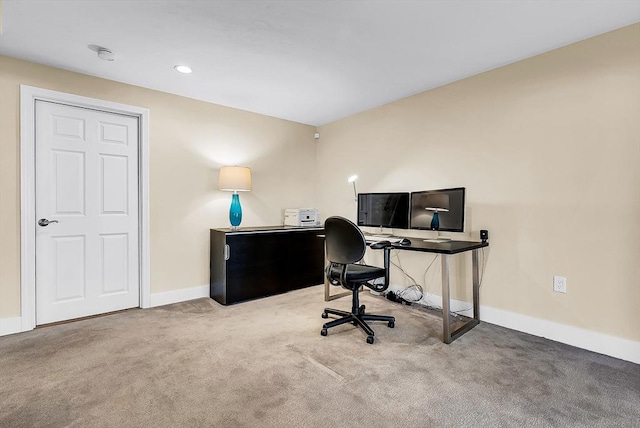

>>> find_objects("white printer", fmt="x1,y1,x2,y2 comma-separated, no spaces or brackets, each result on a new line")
284,208,321,227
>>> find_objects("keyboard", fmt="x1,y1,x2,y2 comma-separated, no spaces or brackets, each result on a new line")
365,235,402,243
423,237,452,243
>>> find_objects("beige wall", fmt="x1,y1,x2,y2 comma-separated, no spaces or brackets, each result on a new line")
317,24,640,342
2,24,638,346
0,56,317,318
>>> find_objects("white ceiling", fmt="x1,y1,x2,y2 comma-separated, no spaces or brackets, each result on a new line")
1,1,638,126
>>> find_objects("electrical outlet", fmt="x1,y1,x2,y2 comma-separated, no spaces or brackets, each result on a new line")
553,276,567,293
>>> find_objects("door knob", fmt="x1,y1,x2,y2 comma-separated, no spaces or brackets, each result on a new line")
38,218,59,227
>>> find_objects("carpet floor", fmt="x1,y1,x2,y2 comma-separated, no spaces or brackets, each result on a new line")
1,285,639,428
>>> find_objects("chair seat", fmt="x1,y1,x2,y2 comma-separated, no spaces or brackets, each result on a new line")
327,263,385,286
347,264,386,282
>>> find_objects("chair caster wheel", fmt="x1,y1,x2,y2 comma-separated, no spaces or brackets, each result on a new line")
359,305,366,314
321,328,328,336
366,336,374,344
321,313,328,319
388,321,395,328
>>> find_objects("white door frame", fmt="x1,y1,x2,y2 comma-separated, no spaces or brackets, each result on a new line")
20,85,151,331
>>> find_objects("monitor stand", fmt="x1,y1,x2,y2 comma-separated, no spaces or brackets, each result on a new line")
373,227,393,236
423,232,451,243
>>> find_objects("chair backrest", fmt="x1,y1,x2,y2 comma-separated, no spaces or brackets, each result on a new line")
324,216,366,265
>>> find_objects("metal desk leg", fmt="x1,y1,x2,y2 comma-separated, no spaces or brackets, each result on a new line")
441,250,481,344
441,254,452,344
324,277,351,301
472,249,480,320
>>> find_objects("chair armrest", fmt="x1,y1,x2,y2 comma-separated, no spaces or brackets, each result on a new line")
367,242,392,290
369,240,391,250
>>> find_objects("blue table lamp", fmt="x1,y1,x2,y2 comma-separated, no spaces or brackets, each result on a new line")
218,166,252,230
423,193,449,229
426,206,449,230
424,193,450,240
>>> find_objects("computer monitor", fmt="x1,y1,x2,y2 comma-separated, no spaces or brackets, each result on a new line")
410,187,465,232
357,193,410,229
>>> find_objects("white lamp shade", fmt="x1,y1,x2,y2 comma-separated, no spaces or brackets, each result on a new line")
218,166,252,192
423,194,449,211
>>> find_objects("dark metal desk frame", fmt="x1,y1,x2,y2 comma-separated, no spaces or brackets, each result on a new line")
324,238,488,344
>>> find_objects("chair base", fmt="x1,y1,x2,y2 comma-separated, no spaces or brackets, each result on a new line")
321,305,395,344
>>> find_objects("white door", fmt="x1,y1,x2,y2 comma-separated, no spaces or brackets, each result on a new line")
35,100,140,324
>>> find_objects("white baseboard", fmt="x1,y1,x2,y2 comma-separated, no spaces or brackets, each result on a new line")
384,285,639,364
479,305,640,364
149,284,210,308
0,317,24,336
1,285,210,337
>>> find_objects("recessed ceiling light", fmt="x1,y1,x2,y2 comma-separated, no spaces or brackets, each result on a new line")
174,65,192,74
97,48,115,61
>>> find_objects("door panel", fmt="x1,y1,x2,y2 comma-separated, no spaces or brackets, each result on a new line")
100,233,129,295
52,235,86,302
100,154,129,214
52,114,85,140
100,121,129,145
52,150,86,215
36,101,139,324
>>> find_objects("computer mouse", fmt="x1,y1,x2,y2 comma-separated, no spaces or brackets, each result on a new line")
399,238,411,245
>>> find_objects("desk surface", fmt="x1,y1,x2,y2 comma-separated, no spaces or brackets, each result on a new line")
389,238,488,255
212,225,323,235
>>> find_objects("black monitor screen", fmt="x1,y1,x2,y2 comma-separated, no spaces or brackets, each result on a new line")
410,187,465,232
357,193,410,229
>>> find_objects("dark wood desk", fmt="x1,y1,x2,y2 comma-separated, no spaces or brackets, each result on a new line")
324,237,489,344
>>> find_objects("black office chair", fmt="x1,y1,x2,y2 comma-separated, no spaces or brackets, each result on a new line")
321,216,395,344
